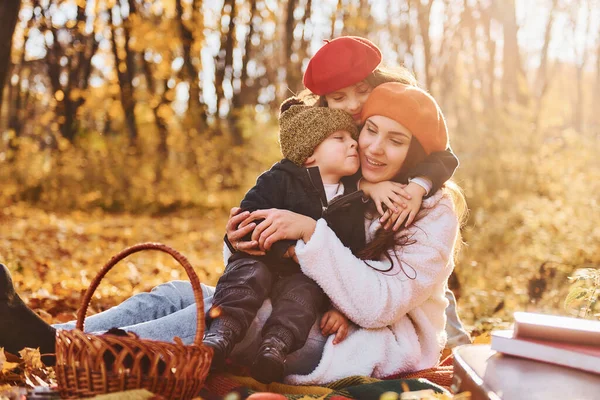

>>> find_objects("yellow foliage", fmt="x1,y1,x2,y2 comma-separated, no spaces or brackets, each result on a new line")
18,349,43,370
0,350,20,373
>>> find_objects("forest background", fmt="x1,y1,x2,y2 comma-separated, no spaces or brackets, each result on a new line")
0,0,599,337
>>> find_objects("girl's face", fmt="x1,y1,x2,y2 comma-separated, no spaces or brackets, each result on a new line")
325,81,373,124
358,116,412,183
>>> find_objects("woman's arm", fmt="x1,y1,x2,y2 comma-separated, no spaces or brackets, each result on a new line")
295,195,459,329
242,209,317,251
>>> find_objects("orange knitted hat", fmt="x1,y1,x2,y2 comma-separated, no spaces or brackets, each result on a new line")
360,83,448,155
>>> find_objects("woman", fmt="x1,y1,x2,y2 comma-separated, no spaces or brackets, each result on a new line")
232,36,470,348
229,82,466,383
0,82,466,383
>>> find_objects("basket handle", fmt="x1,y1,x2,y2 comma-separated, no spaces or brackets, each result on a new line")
76,242,206,346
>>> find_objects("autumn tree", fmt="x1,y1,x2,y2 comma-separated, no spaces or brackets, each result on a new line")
0,0,22,115
109,2,139,145
415,0,435,89
569,0,592,132
496,0,527,105
175,0,207,130
42,1,100,142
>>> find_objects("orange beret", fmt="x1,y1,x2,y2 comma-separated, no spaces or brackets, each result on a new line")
361,83,448,155
303,36,382,95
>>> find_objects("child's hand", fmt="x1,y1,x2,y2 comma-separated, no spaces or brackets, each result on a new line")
380,182,426,230
360,180,412,217
320,308,349,345
282,245,299,263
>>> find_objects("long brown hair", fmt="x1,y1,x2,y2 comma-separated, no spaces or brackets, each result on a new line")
356,138,468,274
356,137,427,267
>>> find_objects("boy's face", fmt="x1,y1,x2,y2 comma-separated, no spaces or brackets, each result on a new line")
305,130,360,184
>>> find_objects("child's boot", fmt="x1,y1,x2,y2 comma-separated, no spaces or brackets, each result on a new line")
250,335,290,384
202,318,240,372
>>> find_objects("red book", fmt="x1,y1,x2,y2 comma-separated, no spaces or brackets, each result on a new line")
491,330,600,375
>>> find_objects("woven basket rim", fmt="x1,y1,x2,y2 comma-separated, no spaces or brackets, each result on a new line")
55,243,214,400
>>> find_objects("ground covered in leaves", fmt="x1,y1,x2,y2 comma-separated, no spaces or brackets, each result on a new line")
0,203,228,325
0,203,231,393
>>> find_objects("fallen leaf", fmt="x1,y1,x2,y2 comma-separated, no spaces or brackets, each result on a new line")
18,348,43,370
0,349,19,373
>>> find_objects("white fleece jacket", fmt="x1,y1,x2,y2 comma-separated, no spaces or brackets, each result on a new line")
285,189,459,385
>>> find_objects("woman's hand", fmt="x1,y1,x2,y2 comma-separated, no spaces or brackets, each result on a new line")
380,182,426,230
320,308,350,345
225,207,265,256
240,209,317,251
360,180,411,216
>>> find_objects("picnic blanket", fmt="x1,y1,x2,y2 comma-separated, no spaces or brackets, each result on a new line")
197,355,454,399
85,356,454,399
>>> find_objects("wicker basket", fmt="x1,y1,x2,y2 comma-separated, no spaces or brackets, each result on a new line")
55,243,214,399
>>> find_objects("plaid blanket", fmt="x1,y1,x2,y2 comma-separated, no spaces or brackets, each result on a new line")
86,357,454,400
199,373,449,399
198,356,454,399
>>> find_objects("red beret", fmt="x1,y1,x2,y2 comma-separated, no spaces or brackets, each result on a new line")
303,36,382,95
361,83,448,155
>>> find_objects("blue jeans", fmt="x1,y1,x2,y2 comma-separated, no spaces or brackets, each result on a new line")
53,281,326,375
445,288,471,347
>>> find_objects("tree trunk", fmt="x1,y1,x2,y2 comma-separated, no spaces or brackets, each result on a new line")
45,3,99,143
175,0,207,128
479,0,496,108
416,0,434,89
285,0,300,92
0,0,22,116
573,0,591,132
331,0,342,37
497,0,525,104
142,55,169,183
232,0,258,110
401,0,414,68
355,0,372,37
109,6,138,146
535,0,558,99
7,39,28,137
464,0,483,102
595,27,600,131
214,0,237,116
296,0,313,71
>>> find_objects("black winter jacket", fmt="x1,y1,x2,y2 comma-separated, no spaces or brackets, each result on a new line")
226,159,366,274
409,147,459,196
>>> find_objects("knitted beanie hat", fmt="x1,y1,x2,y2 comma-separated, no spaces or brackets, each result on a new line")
303,36,382,95
279,97,359,166
360,82,448,155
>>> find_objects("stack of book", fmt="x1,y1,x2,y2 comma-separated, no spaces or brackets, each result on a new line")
491,312,600,375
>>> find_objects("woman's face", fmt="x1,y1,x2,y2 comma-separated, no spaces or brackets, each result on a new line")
325,81,373,124
358,116,413,183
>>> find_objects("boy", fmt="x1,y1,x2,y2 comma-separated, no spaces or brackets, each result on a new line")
203,98,366,383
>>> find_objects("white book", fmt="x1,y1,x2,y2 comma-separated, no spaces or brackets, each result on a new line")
513,312,600,346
